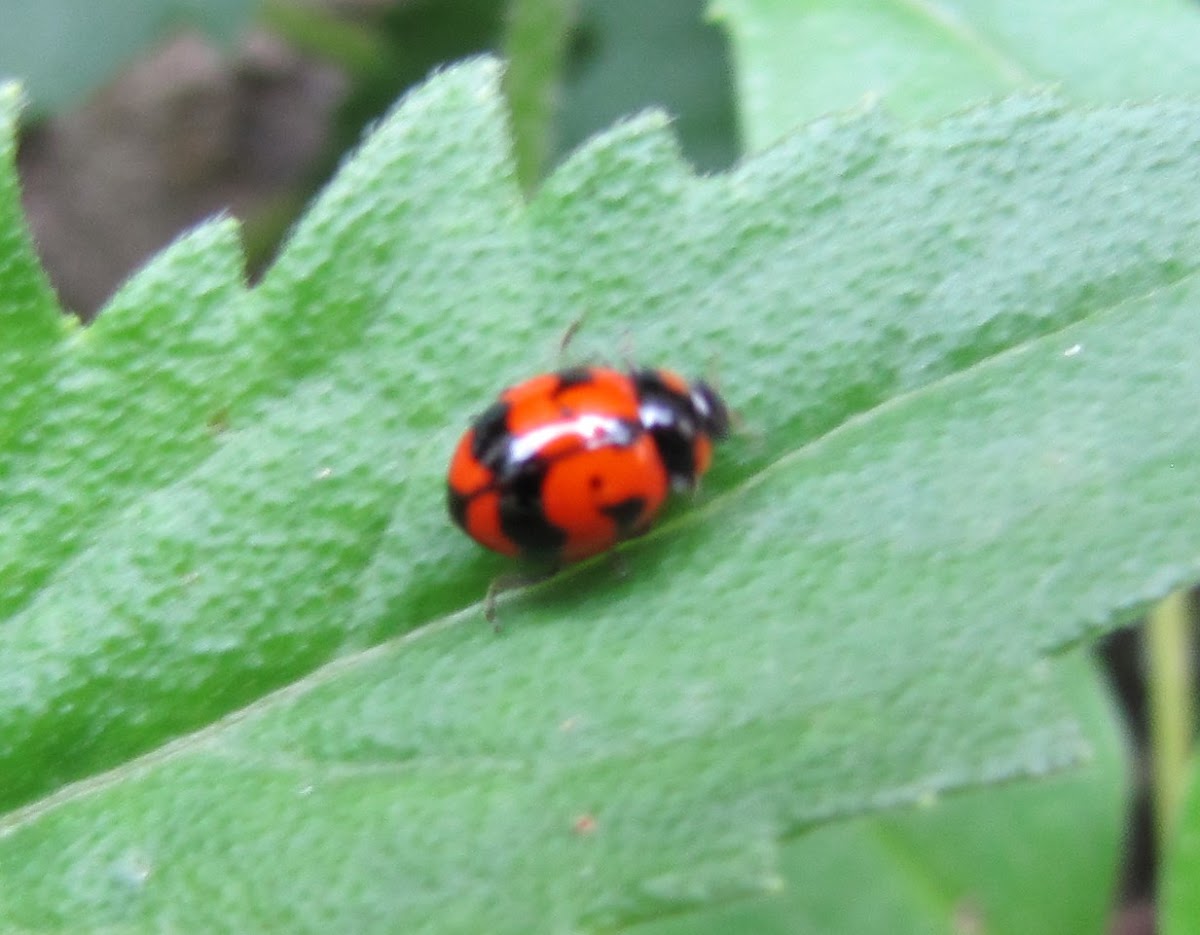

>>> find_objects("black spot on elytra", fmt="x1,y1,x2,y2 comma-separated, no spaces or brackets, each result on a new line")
602,497,647,536
447,484,470,531
649,425,696,488
632,370,700,488
499,459,567,556
555,366,595,392
470,400,512,471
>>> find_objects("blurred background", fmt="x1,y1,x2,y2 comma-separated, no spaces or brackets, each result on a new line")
5,0,737,318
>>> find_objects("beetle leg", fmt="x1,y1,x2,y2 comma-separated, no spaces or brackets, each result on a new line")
485,565,560,632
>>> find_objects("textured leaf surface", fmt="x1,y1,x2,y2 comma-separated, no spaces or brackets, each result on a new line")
715,0,1200,148
1,59,1198,931
625,652,1125,935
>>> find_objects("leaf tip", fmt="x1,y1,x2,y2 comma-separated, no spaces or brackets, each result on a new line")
426,53,506,104
543,106,690,194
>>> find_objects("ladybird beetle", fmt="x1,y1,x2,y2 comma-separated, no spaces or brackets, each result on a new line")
447,365,729,618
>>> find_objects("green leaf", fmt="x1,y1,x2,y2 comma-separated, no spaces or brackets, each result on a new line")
0,83,63,382
625,652,1126,935
1,58,1198,930
1163,755,1200,934
714,0,1200,149
0,0,257,112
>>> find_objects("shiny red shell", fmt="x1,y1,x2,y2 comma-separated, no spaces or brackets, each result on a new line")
447,365,729,563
